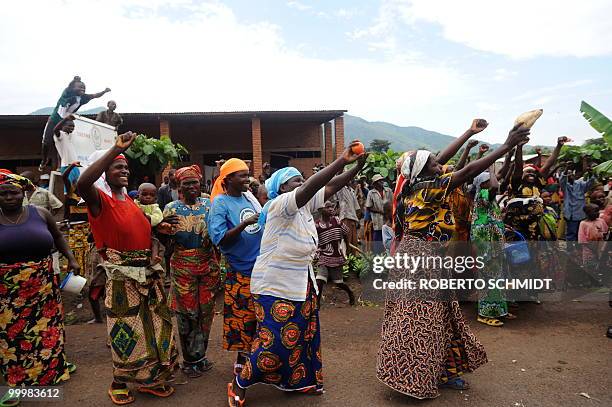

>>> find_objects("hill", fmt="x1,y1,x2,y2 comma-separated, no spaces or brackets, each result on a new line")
344,114,456,152
29,106,105,115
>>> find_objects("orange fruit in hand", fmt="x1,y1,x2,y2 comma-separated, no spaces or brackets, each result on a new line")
351,142,365,155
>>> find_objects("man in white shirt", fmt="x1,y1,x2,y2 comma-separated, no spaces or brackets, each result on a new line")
365,174,393,243
20,171,63,215
335,183,361,253
53,115,78,170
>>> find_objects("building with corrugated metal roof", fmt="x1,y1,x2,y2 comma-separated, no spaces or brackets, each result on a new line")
0,110,347,180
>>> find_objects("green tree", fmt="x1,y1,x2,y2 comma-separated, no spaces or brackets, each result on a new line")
558,101,612,176
369,139,392,152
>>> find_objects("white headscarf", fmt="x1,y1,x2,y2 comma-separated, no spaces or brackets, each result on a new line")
472,171,491,198
400,150,431,185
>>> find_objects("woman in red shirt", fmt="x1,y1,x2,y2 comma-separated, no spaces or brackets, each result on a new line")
77,132,178,405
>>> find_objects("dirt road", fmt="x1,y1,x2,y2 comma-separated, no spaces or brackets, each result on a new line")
40,293,611,407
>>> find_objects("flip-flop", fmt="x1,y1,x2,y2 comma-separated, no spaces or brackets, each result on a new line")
298,386,324,396
66,362,77,374
107,387,134,405
182,364,202,379
439,377,470,390
0,391,19,407
477,316,504,327
197,358,214,373
227,382,245,407
137,384,175,398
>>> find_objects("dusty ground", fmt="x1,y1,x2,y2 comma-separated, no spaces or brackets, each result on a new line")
41,282,611,407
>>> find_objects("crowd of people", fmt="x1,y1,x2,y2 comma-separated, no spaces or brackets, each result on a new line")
1,76,610,407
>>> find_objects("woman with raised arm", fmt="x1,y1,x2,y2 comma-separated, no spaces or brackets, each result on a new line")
76,132,177,405
376,123,530,399
226,142,366,407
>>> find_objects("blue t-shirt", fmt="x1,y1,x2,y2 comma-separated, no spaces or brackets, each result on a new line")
209,194,263,273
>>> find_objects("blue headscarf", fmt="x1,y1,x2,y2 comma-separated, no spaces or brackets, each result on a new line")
258,167,302,227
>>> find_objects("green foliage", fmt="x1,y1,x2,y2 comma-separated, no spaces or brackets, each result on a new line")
369,139,392,152
593,160,612,176
580,101,612,145
559,140,612,165
124,134,188,174
558,102,612,176
361,149,401,182
343,252,376,279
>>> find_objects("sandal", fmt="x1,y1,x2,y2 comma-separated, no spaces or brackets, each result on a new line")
504,313,517,320
66,362,77,374
227,382,245,407
477,316,504,327
137,384,175,398
0,391,19,407
197,358,214,373
298,386,324,396
439,377,470,390
108,387,134,405
182,364,202,379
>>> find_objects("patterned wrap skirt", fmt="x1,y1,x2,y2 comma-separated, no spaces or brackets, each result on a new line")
103,251,178,385
236,281,323,392
169,248,220,364
376,237,487,399
68,222,90,274
223,267,257,352
0,257,71,386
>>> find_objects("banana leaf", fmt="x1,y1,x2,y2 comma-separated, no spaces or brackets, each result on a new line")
580,101,612,145
593,160,612,176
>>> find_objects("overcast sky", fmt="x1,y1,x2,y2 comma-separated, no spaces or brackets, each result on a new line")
1,0,611,145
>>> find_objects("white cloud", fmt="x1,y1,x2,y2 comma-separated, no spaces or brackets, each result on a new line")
335,8,356,19
286,1,311,12
0,0,468,121
476,102,500,112
493,68,517,81
394,0,612,58
511,80,592,102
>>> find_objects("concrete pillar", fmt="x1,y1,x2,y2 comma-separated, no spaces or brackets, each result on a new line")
251,117,263,178
324,121,333,165
334,115,344,158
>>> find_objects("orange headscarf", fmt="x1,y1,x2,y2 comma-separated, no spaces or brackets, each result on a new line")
210,158,250,202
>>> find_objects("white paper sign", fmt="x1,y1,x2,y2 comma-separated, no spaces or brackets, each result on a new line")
70,114,117,163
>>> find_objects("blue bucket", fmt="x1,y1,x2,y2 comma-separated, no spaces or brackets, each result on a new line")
504,230,531,265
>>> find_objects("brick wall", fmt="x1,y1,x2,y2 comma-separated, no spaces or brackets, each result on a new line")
289,157,321,177
324,122,333,164
252,117,262,178
334,115,344,158
159,120,170,139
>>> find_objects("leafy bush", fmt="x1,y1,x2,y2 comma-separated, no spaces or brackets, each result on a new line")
360,149,401,182
343,252,376,279
124,134,188,176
